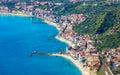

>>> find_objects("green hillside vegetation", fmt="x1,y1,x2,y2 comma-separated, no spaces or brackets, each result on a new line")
8,0,70,3
73,3,120,33
95,20,120,50
117,66,120,74
53,1,111,16
42,0,70,3
34,4,54,9
53,2,95,16
53,2,82,16
73,3,120,50
96,9,120,34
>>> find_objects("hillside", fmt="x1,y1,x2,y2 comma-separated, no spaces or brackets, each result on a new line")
53,0,107,16
73,3,120,50
5,0,70,3
95,8,120,49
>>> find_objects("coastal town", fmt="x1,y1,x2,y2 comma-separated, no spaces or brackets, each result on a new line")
0,0,120,75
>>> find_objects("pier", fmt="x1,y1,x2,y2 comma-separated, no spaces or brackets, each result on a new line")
27,51,52,56
27,51,90,75
27,51,63,57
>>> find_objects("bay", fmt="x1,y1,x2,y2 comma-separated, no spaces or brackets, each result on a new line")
0,15,82,75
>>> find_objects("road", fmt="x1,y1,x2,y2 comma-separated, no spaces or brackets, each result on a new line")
102,60,114,75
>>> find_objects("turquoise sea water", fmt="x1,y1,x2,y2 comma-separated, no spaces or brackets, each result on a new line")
0,15,82,75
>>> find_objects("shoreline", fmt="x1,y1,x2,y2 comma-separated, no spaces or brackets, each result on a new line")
55,36,73,46
43,20,61,31
37,16,90,75
0,12,72,46
43,19,91,75
0,13,90,75
52,54,90,75
42,19,73,46
0,12,33,17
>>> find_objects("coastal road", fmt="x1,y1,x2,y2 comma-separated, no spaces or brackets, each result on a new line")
102,60,114,75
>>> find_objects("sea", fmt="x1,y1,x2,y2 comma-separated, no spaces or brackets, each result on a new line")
0,15,82,75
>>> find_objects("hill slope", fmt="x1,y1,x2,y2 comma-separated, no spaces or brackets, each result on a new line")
73,3,120,50
95,8,120,49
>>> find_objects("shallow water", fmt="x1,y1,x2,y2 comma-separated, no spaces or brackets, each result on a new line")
0,15,82,75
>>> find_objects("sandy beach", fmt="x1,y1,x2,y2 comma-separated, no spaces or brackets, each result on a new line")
42,20,73,46
52,54,90,75
43,20,61,30
55,36,73,46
